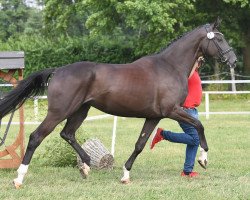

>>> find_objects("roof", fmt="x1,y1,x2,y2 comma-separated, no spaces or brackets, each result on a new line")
0,51,25,69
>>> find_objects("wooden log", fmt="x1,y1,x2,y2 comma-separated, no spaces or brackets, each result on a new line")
77,138,114,170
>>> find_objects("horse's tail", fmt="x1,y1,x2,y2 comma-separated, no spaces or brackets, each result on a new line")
0,68,56,119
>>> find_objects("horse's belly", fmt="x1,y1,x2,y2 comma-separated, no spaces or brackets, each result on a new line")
90,97,160,118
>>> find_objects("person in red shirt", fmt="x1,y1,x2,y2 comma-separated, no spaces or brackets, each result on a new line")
150,57,204,177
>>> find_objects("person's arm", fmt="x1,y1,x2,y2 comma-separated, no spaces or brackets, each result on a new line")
189,57,204,78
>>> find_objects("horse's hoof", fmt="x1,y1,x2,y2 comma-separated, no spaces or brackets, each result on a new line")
13,180,22,189
79,163,90,179
121,178,130,184
79,168,87,179
198,159,207,169
198,148,208,169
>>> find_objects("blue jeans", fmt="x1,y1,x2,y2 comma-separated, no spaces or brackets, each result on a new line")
162,108,199,173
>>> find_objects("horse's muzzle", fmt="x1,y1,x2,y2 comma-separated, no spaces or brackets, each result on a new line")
228,59,237,68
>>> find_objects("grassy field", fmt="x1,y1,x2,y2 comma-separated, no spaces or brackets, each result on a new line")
0,98,250,200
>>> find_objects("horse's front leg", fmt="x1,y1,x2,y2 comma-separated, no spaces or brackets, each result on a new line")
168,106,208,168
121,118,160,184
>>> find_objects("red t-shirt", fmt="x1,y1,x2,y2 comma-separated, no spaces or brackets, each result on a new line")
182,70,202,108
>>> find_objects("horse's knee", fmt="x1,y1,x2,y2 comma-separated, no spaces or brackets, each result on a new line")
134,142,144,154
135,147,143,154
134,133,151,154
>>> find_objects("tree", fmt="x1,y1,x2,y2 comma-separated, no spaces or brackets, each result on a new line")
43,0,195,56
24,8,43,35
0,0,43,41
193,0,250,75
44,0,87,37
0,0,29,41
81,0,195,56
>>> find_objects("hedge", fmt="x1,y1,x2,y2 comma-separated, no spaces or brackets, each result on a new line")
0,35,135,77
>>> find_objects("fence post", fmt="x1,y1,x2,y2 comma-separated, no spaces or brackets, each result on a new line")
111,116,118,157
205,92,210,119
34,98,38,123
230,67,237,92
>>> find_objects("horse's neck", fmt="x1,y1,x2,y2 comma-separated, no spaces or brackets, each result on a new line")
160,30,204,77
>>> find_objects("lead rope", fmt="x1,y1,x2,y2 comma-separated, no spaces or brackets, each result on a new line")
0,109,16,146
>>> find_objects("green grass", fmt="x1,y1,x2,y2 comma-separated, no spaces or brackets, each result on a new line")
0,99,250,200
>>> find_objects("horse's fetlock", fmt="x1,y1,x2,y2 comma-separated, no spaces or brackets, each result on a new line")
85,157,91,166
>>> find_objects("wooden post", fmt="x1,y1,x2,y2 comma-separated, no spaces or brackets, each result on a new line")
0,51,25,168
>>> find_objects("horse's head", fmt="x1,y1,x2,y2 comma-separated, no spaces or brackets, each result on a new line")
200,18,237,68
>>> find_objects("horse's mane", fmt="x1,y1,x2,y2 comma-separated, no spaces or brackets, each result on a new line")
159,24,210,53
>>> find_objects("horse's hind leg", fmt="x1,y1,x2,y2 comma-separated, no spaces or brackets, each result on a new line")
59,104,91,178
121,118,160,184
13,114,61,188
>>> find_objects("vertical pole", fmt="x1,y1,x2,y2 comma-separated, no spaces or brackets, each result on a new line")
18,69,25,159
205,92,210,119
230,67,236,92
34,98,38,123
111,116,118,157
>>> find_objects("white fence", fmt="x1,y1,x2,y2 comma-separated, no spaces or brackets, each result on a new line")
32,92,250,121
200,80,250,119
1,80,250,156
1,80,250,123
201,91,250,119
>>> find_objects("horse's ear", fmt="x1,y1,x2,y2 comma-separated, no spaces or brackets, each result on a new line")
212,17,222,30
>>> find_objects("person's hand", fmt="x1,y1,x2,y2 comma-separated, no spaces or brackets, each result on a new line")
197,56,205,67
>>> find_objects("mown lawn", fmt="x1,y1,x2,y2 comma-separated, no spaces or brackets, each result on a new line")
0,98,250,200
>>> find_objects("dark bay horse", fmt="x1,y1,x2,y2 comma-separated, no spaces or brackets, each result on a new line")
0,19,237,187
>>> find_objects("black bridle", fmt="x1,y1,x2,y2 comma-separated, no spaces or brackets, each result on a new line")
204,26,233,63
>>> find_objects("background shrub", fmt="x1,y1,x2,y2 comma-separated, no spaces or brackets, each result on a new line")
1,34,135,77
